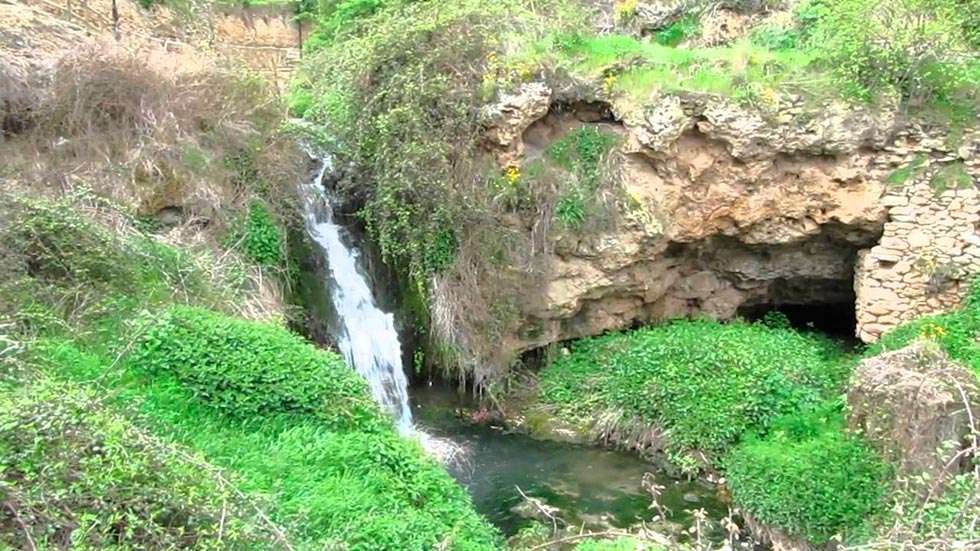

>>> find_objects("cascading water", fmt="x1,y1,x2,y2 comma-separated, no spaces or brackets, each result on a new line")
300,155,413,433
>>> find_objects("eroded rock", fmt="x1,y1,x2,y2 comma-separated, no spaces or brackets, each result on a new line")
848,342,979,482
481,83,552,166
475,85,978,367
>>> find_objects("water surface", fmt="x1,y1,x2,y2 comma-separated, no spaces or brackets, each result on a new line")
412,385,729,539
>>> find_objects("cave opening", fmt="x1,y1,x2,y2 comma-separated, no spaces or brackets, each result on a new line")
738,300,858,341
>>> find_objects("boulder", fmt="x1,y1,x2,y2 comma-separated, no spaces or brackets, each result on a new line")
848,342,979,483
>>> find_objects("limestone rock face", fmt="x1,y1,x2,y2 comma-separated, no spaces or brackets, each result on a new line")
633,1,687,31
478,87,979,365
481,83,552,166
848,342,979,481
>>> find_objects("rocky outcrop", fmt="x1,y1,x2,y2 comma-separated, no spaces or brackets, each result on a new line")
481,83,552,166
479,85,979,362
848,342,979,482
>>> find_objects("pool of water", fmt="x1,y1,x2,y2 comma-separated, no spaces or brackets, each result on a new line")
411,385,730,540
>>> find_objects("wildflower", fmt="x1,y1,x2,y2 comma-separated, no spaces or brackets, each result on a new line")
921,322,947,340
602,74,618,95
504,166,521,185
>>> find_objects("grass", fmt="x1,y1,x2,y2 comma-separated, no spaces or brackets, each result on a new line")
521,33,830,106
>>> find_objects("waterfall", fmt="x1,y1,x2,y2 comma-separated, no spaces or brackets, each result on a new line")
300,155,414,433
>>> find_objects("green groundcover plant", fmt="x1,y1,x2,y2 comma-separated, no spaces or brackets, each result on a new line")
539,317,850,458
725,403,890,544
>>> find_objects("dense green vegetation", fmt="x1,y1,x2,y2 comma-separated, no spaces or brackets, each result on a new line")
295,0,585,283
233,201,286,267
726,403,889,543
0,42,499,549
132,306,382,427
536,280,980,545
0,377,282,549
291,0,979,382
40,322,500,550
539,318,850,460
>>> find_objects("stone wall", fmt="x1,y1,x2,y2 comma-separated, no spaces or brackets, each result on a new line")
855,130,980,342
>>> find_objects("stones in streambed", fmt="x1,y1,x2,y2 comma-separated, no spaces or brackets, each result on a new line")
510,493,563,525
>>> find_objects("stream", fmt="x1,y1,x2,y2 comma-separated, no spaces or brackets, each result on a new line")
412,385,730,541
299,152,731,544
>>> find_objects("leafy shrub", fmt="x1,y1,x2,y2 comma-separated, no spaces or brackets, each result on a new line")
130,305,383,430
297,0,584,285
0,194,254,338
750,25,801,50
726,404,889,543
42,338,501,550
538,318,851,458
237,200,285,267
140,387,502,550
808,0,978,102
654,15,700,47
2,194,132,289
0,377,280,549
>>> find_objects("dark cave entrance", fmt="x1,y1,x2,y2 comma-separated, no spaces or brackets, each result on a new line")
738,299,858,341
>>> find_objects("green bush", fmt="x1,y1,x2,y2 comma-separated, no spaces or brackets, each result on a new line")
130,305,383,430
808,0,978,102
726,404,889,543
238,200,284,267
0,377,279,549
0,194,244,335
41,337,501,550
296,0,584,284
653,15,700,47
538,318,851,458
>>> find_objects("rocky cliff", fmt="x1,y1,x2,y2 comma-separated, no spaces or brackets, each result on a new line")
481,85,980,362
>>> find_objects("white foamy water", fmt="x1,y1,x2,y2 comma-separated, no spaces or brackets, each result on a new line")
300,155,413,433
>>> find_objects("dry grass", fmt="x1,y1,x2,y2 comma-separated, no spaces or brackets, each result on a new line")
1,43,301,222
0,41,304,326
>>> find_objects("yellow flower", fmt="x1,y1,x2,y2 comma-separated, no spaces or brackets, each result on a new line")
920,322,947,340
602,74,618,95
504,166,521,185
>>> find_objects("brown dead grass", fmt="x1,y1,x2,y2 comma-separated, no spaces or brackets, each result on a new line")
1,42,301,222
0,40,303,325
